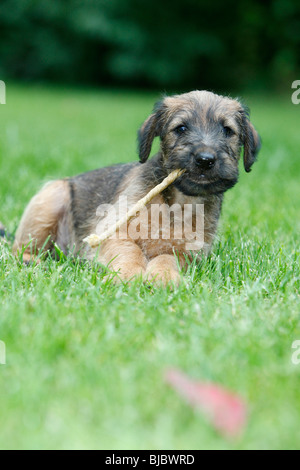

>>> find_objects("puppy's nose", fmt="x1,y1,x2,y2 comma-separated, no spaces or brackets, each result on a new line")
195,152,216,170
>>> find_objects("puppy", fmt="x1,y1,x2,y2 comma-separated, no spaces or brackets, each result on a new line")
13,90,261,284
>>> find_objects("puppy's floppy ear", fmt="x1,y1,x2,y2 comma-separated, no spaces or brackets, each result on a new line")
138,100,165,163
241,110,261,173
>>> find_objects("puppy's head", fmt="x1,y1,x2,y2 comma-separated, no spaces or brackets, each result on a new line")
138,90,261,196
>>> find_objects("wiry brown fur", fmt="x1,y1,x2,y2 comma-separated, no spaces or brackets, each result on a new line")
13,90,261,285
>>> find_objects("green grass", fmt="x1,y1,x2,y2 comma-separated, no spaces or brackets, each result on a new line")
0,84,300,450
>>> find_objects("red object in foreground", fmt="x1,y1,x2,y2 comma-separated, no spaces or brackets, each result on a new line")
165,369,247,439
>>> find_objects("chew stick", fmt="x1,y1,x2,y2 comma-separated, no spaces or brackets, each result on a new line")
83,169,184,249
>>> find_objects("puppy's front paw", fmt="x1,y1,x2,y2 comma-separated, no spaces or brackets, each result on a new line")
146,255,181,287
110,265,146,284
21,253,41,266
147,269,181,287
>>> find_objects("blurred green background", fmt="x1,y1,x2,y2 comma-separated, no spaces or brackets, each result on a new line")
0,0,299,91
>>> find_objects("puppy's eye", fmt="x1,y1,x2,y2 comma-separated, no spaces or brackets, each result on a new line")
223,126,235,137
174,125,188,135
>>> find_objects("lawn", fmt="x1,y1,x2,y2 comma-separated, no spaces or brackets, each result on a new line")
0,84,299,450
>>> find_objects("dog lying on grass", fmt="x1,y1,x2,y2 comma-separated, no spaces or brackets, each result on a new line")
10,90,261,285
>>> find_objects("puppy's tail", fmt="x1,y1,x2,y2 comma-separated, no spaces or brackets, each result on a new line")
0,222,5,237
0,222,11,239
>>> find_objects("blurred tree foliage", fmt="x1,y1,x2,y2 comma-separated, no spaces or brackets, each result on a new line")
0,0,299,90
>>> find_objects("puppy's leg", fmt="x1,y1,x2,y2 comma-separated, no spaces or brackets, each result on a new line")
99,239,147,282
13,180,70,262
146,254,181,286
